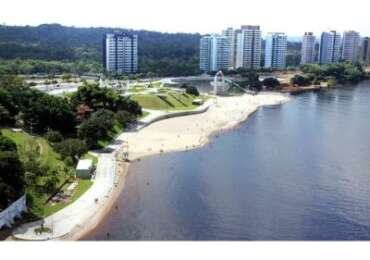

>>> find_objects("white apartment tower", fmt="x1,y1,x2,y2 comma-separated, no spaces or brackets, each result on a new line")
199,35,230,73
264,32,287,70
103,32,138,74
222,28,236,69
301,32,316,65
342,30,361,63
235,25,262,69
318,31,342,64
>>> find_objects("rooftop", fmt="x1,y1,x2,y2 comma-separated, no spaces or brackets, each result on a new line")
76,159,93,171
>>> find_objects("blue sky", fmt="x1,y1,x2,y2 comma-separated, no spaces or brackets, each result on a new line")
1,0,369,36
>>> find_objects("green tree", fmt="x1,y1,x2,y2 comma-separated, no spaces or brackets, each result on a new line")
45,129,64,144
116,110,135,128
22,93,76,134
71,82,142,116
54,138,88,164
185,85,200,96
290,75,312,86
0,133,17,152
262,77,281,90
0,136,25,209
0,105,13,125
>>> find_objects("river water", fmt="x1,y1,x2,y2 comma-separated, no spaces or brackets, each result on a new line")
85,81,370,240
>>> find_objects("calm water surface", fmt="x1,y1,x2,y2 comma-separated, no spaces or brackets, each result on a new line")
85,81,370,240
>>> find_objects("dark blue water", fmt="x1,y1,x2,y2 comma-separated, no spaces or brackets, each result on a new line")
85,81,370,240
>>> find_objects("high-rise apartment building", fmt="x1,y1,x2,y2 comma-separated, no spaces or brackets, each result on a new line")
264,32,287,70
360,37,370,65
301,32,316,64
342,30,361,63
222,27,236,69
318,31,342,64
235,25,262,70
103,32,138,74
199,35,230,73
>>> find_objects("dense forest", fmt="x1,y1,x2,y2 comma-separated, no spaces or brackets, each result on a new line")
0,24,201,76
0,24,303,76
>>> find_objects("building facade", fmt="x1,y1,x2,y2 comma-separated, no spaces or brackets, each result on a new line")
199,35,230,73
301,32,316,65
361,37,370,65
318,31,342,64
103,32,138,74
235,25,262,70
222,27,236,69
264,32,287,70
342,30,361,63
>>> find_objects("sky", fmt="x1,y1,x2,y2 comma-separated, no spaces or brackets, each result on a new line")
1,0,369,36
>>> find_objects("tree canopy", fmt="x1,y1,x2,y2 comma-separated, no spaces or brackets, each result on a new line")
71,83,142,115
0,24,200,77
262,77,281,90
300,63,368,84
0,134,25,210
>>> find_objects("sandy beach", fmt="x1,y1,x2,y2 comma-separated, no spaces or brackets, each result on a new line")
82,92,289,239
11,92,289,241
120,92,290,160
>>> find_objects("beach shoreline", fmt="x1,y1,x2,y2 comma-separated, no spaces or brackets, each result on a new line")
10,92,290,241
79,92,290,240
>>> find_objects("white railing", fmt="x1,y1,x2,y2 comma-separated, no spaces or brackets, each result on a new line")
0,195,26,229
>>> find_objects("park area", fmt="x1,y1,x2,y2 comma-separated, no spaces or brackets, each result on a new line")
130,87,207,111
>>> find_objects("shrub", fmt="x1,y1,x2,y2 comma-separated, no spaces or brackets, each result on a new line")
78,109,116,149
54,138,87,163
290,75,312,86
262,77,280,90
185,85,200,96
116,110,135,128
45,129,64,144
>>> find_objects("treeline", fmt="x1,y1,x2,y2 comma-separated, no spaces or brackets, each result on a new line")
0,24,305,77
0,24,200,76
0,76,142,148
0,43,76,60
291,62,369,86
0,59,102,75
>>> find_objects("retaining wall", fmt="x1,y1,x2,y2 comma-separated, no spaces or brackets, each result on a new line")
0,195,26,229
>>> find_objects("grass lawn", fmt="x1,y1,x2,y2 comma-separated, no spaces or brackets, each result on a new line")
150,81,162,88
1,128,94,218
130,91,203,111
43,179,93,217
130,94,167,110
1,129,66,172
129,86,146,92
